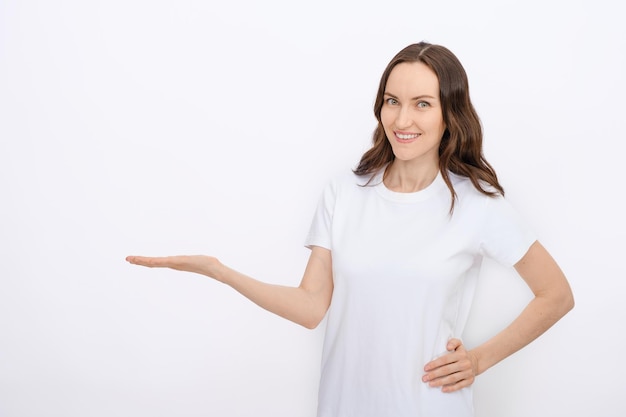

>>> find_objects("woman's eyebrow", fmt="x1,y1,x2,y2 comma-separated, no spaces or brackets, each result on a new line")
383,92,438,100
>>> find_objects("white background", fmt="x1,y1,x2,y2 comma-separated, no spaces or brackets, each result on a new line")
1,0,624,416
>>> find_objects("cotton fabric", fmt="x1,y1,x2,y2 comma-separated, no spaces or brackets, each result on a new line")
304,168,536,417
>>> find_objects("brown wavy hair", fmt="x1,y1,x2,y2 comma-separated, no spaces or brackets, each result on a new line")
354,41,504,212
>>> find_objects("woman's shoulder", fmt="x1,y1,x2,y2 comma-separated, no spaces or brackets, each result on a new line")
446,171,506,214
447,170,503,198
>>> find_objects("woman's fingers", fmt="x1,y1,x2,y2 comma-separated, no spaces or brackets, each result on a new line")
126,255,218,275
126,255,198,268
446,338,463,351
426,365,475,392
125,255,175,267
422,339,478,393
423,338,463,372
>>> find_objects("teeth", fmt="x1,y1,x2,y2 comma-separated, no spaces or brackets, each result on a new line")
397,133,419,139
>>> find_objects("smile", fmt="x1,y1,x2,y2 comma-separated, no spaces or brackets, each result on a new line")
395,132,420,140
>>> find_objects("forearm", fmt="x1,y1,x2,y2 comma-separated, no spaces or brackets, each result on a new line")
126,248,333,329
213,264,329,329
420,292,572,392
472,292,574,375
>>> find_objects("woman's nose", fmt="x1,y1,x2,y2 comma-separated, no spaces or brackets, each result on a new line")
395,106,412,129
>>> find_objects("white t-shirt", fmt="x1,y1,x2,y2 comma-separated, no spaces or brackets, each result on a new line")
304,168,536,417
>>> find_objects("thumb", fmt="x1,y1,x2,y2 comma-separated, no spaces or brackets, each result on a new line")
447,338,463,352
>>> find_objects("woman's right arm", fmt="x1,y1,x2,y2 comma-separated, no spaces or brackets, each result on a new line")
126,245,334,329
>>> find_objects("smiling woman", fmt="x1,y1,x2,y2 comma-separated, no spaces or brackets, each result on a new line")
356,43,502,213
126,41,574,417
379,62,447,191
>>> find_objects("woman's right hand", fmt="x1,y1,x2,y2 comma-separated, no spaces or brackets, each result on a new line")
125,246,333,329
125,255,225,281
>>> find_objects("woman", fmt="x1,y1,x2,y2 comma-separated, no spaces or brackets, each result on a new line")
126,42,574,417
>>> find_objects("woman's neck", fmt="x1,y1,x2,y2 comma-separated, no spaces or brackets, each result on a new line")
383,159,440,193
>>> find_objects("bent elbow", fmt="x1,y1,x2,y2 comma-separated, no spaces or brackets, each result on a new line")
301,317,323,330
564,291,575,314
302,321,319,330
556,286,575,318
300,311,327,330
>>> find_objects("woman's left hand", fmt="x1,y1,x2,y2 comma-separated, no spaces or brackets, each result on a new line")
422,338,479,393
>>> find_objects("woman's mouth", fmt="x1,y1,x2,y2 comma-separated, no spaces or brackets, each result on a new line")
395,132,420,142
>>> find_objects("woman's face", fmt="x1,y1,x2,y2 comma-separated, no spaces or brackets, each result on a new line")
380,62,446,168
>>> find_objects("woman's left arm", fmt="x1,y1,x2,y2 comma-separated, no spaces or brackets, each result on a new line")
423,240,575,392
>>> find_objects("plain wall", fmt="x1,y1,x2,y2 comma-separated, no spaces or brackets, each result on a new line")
1,0,624,416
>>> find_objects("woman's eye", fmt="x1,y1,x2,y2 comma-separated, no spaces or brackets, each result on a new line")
417,101,430,108
385,98,398,105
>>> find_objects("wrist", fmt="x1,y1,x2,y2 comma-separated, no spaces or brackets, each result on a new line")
468,349,482,376
201,257,228,283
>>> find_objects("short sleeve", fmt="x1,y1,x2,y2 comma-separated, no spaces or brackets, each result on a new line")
304,179,336,250
479,195,537,266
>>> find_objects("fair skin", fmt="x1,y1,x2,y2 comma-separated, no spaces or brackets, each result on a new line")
380,62,447,193
126,246,334,330
126,62,574,394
